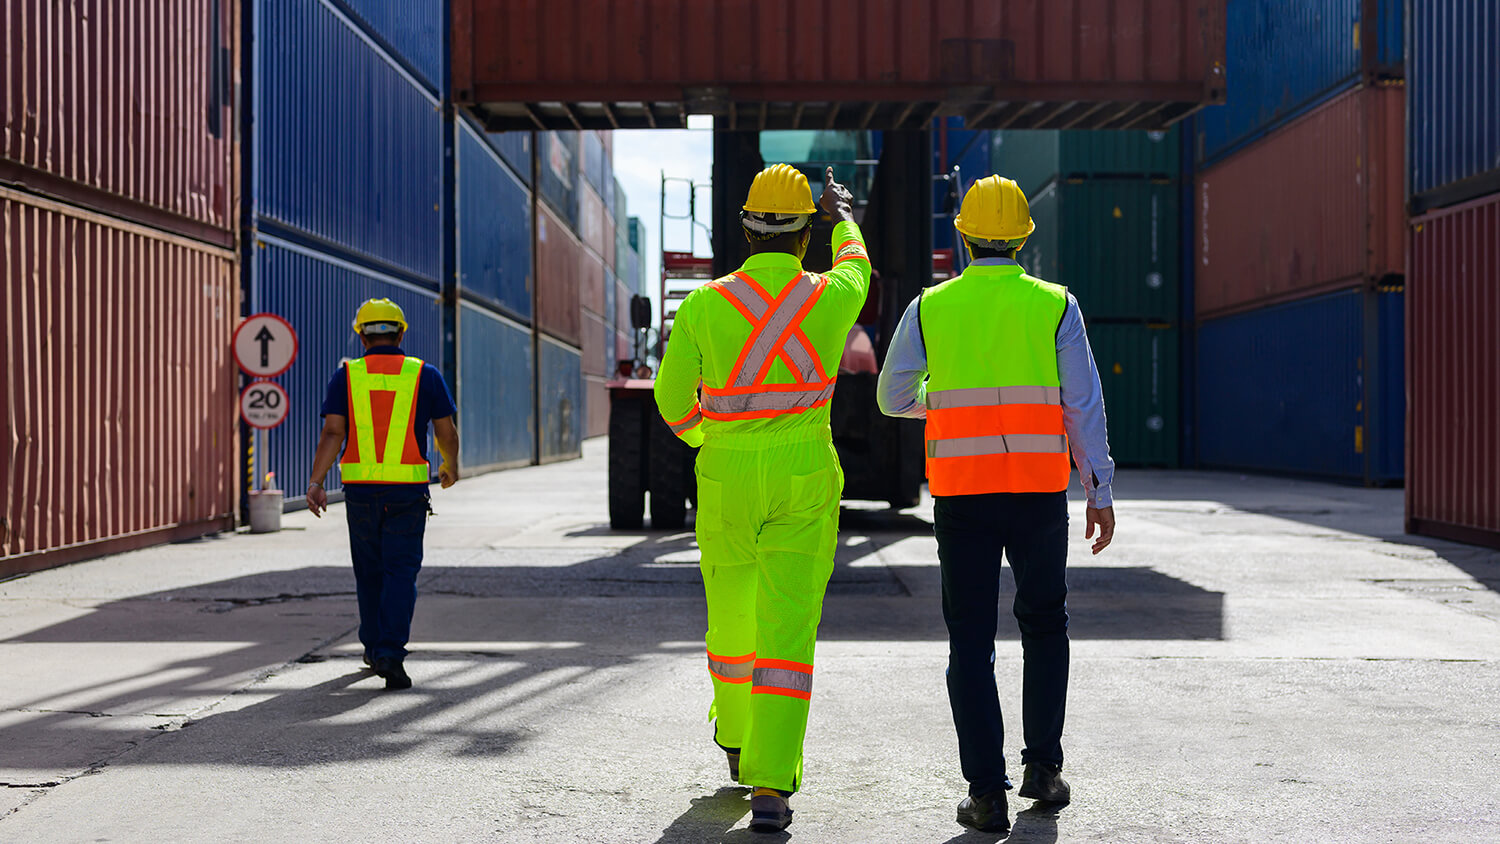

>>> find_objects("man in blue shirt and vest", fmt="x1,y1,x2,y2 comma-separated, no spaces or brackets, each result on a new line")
306,298,460,691
878,176,1115,834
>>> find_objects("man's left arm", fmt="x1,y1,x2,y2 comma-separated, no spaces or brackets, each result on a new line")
654,296,705,447
1056,294,1116,553
425,365,460,488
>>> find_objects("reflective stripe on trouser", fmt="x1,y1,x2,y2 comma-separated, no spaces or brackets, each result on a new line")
697,435,841,793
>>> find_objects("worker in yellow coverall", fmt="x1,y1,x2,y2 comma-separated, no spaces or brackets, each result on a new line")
654,164,871,832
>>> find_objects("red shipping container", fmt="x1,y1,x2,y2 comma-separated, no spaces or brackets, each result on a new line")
1,190,238,575
585,377,609,439
1407,192,1500,549
582,311,607,378
455,0,1227,131
536,202,582,345
578,184,610,262
1195,84,1406,318
581,250,606,317
2,0,238,246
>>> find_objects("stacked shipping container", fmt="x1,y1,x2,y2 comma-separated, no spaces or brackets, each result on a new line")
1,0,240,575
1405,1,1500,547
1191,0,1406,486
993,128,1185,467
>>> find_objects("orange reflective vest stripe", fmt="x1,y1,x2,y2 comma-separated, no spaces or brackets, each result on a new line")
340,355,430,484
699,272,836,421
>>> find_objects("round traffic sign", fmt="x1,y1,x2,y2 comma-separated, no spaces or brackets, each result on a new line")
240,380,290,429
234,313,298,378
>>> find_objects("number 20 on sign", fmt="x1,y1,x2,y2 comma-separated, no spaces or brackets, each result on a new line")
240,380,290,429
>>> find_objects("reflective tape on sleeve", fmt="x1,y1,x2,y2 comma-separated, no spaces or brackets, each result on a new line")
926,385,1061,410
669,410,703,435
926,434,1068,458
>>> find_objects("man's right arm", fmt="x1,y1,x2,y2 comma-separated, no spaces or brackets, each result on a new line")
876,297,928,419
306,414,346,517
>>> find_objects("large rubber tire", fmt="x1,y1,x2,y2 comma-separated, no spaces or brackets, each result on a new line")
608,395,646,530
648,415,690,530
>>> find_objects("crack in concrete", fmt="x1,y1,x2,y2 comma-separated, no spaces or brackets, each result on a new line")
15,708,112,718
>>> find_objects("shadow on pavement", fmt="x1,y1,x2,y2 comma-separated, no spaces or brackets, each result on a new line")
654,786,752,843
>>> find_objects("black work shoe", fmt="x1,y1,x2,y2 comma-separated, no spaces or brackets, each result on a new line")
362,650,373,667
749,787,793,832
725,749,741,783
1018,762,1071,804
371,657,412,691
956,788,1010,834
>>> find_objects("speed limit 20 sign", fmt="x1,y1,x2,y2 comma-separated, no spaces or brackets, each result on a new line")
240,381,290,429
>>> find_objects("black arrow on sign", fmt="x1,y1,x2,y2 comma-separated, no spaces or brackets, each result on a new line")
254,325,275,369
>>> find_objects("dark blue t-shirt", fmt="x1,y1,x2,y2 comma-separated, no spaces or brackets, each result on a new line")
321,347,457,502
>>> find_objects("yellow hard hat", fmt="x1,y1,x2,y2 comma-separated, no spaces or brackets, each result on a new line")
743,163,817,215
351,298,408,334
954,175,1035,243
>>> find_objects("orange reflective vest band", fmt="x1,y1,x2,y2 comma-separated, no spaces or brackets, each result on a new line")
700,273,835,421
340,355,429,484
752,658,813,700
707,650,755,683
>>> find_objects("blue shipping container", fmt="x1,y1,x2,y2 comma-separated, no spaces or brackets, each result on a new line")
932,120,993,255
1197,288,1404,484
335,0,445,94
539,337,583,461
482,129,532,187
538,132,579,229
1408,0,1500,204
582,131,606,197
459,304,535,470
1195,0,1402,165
458,120,533,320
255,0,443,283
253,238,444,501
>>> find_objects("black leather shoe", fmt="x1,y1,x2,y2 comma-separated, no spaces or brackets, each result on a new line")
956,788,1010,834
1018,762,1070,804
372,657,412,691
749,787,793,832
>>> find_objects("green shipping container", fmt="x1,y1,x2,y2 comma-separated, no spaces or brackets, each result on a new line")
992,127,1180,196
1088,323,1179,468
1022,179,1179,321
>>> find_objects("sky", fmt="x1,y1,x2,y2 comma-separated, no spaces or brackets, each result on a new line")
612,117,714,315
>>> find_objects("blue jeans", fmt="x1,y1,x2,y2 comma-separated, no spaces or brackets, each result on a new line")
934,491,1070,797
345,491,428,661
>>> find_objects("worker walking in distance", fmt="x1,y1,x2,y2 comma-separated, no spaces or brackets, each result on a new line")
877,175,1115,834
655,165,871,832
306,299,460,691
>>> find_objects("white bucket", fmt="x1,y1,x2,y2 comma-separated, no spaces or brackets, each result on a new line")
248,490,284,533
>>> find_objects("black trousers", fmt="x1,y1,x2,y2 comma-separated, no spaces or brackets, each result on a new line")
934,491,1070,797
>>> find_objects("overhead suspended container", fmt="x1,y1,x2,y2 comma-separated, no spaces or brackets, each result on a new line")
254,0,443,283
1194,0,1403,164
459,304,535,472
252,237,443,503
457,120,533,321
1,191,237,575
1,0,237,245
1407,0,1500,211
1195,84,1405,318
1406,192,1500,548
455,0,1228,131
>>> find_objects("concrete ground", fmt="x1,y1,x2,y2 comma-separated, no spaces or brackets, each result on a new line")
3,439,1499,843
